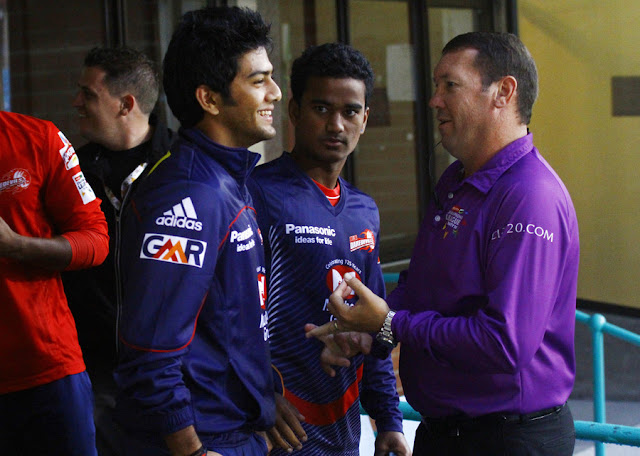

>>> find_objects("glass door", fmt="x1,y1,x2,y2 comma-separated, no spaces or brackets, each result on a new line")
349,0,419,262
348,0,505,262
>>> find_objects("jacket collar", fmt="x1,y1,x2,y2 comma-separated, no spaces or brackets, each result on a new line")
78,114,175,181
179,127,261,184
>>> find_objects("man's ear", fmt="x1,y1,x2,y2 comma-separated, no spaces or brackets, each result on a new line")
119,94,135,116
195,85,221,116
495,75,517,109
288,97,300,127
360,107,370,134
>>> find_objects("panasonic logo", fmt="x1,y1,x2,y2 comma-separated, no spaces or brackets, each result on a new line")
156,197,203,231
285,223,336,237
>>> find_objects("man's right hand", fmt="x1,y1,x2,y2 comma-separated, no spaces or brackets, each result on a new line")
267,393,307,452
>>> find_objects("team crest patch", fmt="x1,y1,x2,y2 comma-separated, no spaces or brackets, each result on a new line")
349,229,375,252
58,131,79,170
0,168,31,194
442,205,468,239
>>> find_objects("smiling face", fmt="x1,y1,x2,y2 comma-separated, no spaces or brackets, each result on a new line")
290,76,369,168
212,47,282,148
429,48,497,163
72,66,123,147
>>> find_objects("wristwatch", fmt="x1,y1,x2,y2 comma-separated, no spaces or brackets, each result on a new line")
376,310,397,348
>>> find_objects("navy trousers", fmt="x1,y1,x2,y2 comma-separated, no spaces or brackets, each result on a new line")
0,371,98,455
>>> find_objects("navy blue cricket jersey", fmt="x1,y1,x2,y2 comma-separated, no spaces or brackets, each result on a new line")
249,152,403,456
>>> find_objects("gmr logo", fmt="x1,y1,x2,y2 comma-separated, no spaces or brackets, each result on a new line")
140,233,207,268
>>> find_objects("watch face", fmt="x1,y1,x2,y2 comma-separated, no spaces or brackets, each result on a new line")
376,332,396,348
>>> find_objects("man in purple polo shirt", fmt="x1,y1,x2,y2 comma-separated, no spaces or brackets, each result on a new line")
307,32,579,455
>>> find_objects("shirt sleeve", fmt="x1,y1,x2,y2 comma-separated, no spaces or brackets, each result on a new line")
392,178,577,374
359,229,403,432
43,124,109,269
386,269,409,311
114,180,220,435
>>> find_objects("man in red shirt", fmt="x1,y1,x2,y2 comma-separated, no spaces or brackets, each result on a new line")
0,111,109,455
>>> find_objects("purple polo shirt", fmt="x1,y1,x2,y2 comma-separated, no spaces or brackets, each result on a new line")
388,134,579,418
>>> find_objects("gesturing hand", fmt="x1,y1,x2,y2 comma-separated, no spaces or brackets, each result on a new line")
304,324,372,377
306,274,390,339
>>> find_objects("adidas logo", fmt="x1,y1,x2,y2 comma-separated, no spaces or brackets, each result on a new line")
155,197,203,231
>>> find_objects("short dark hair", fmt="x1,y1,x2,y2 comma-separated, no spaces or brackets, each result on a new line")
162,6,272,128
290,42,374,106
442,32,538,124
84,47,159,114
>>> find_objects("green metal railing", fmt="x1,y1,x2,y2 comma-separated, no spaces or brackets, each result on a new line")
368,273,640,455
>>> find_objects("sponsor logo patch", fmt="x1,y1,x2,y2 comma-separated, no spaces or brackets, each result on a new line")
258,273,267,309
156,197,203,231
442,205,468,239
349,229,376,252
257,266,269,340
72,171,97,204
58,131,79,170
140,233,207,268
287,223,335,245
285,223,336,237
325,264,361,300
0,168,31,194
229,224,256,252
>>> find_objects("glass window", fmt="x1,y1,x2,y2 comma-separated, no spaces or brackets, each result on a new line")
350,0,419,262
428,7,478,181
274,0,337,161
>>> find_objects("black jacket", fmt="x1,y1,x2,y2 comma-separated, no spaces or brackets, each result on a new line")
63,115,175,369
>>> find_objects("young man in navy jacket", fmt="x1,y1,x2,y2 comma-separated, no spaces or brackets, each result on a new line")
249,43,410,456
115,6,281,456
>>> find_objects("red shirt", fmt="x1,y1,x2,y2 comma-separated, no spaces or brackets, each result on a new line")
0,111,109,394
313,179,341,206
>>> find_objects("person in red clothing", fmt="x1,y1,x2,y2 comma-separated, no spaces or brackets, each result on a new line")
0,110,109,455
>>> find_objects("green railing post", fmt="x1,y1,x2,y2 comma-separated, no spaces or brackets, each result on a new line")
590,313,607,456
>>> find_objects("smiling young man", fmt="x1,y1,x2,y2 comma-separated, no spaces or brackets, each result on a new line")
114,7,281,456
308,32,579,455
248,43,409,456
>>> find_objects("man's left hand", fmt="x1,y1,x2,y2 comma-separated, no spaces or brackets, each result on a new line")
306,274,390,338
304,324,373,377
374,431,412,456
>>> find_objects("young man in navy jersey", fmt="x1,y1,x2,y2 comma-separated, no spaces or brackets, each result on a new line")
115,6,281,456
248,43,410,456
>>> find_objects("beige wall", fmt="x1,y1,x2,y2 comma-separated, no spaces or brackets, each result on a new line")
519,1,640,308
